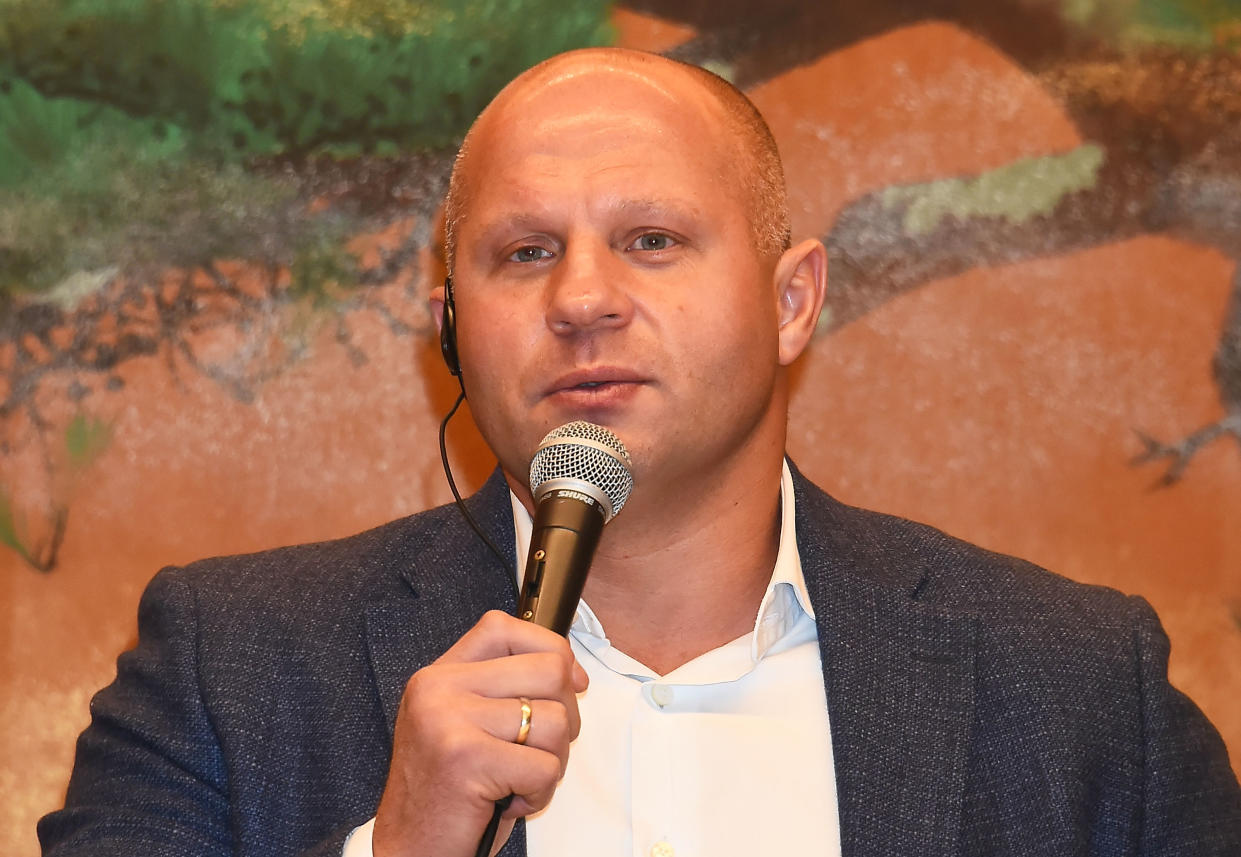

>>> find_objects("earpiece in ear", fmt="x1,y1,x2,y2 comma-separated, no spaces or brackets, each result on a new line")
440,276,461,377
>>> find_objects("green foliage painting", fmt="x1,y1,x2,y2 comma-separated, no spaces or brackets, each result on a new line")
0,0,612,295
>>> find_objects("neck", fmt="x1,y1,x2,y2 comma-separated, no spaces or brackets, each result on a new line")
578,446,786,675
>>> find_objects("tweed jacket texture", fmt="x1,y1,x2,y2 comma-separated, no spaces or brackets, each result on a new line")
40,466,1241,856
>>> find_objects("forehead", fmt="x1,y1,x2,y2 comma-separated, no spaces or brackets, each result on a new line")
458,62,741,226
481,56,727,149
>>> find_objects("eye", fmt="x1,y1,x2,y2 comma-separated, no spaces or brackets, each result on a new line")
508,245,554,263
627,232,677,252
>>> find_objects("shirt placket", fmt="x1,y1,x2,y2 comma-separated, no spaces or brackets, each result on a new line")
630,677,686,857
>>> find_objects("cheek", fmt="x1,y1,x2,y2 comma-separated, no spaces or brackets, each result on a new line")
675,291,778,369
455,308,535,445
457,300,532,370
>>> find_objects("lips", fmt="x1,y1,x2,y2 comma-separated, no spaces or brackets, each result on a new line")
543,367,649,398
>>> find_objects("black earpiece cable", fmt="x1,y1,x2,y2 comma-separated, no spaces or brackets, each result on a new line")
437,381,516,596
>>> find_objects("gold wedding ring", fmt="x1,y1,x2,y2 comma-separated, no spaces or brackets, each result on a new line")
515,697,533,745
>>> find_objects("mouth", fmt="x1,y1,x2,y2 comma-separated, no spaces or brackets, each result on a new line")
544,368,649,398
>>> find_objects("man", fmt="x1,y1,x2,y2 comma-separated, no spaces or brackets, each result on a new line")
40,47,1241,857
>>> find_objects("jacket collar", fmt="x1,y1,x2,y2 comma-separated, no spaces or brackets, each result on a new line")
365,469,518,736
395,467,518,597
791,463,976,857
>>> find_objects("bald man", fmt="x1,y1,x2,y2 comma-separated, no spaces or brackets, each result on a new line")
41,48,1241,857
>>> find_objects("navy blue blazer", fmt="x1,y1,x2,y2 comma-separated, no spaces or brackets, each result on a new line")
40,467,1241,856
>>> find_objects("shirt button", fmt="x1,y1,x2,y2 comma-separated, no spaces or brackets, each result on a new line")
650,841,675,857
650,684,675,708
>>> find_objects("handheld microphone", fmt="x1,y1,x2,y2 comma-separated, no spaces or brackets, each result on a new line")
475,421,633,857
517,421,634,635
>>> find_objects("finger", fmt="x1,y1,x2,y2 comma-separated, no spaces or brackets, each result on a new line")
477,740,566,814
506,785,558,819
478,697,574,764
442,695,574,777
399,657,582,752
434,651,585,713
439,610,573,663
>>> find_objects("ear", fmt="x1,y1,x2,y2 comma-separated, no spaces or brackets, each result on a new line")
428,282,447,336
772,238,828,366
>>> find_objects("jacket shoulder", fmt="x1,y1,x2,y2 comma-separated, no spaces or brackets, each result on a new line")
791,467,1137,629
165,469,515,608
170,501,458,599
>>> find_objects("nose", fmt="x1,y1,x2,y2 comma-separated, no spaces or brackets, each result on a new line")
545,245,633,336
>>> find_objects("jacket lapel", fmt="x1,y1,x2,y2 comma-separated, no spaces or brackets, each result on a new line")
363,470,519,738
361,470,528,855
794,468,977,857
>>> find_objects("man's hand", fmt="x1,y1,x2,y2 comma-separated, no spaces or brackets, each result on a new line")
372,610,588,857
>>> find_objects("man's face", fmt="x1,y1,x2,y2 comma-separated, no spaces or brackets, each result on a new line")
450,61,786,503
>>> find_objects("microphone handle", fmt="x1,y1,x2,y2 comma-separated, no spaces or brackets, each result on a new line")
475,490,606,857
517,490,607,635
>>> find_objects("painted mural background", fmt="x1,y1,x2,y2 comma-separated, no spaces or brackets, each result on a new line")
3,1,1240,852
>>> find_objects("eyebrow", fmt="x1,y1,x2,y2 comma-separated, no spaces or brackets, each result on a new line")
611,198,702,224
475,198,703,243
475,212,551,240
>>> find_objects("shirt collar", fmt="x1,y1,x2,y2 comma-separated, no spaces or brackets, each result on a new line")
510,458,814,664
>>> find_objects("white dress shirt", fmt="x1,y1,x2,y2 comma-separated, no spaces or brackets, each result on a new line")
345,461,842,857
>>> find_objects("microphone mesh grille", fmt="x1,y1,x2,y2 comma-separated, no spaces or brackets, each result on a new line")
529,421,634,519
